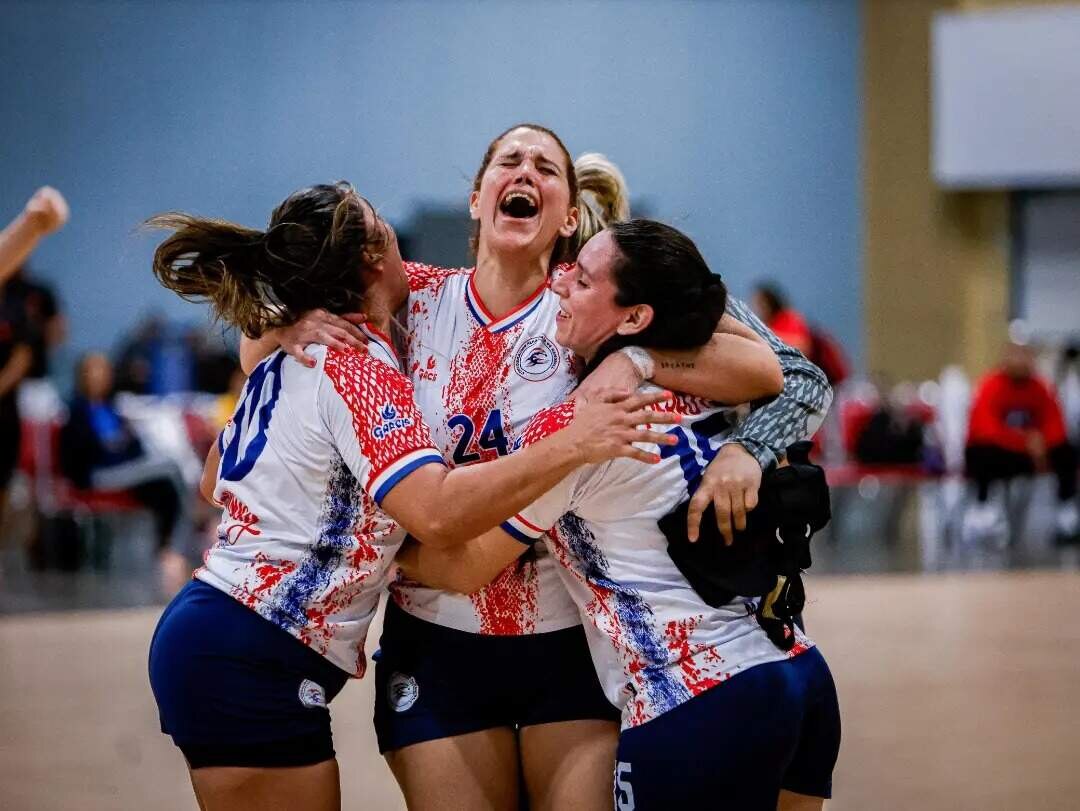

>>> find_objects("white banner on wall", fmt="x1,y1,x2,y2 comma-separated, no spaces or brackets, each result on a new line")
933,6,1080,189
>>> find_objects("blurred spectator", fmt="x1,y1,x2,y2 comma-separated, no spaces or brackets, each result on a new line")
4,265,64,380
59,353,193,567
752,281,849,385
0,187,65,533
0,186,68,286
964,342,1078,543
0,289,32,523
854,382,929,467
189,326,238,394
113,315,160,394
114,314,197,395
751,283,812,354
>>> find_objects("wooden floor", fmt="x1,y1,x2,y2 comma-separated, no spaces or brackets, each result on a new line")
2,571,1078,810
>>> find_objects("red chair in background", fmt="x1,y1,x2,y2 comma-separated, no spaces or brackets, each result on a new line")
18,419,142,569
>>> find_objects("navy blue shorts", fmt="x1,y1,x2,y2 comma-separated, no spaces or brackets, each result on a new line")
148,579,351,769
614,647,840,810
373,600,619,753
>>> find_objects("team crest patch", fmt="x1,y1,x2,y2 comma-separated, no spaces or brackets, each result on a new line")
298,679,327,709
514,335,560,382
372,403,414,440
387,672,419,712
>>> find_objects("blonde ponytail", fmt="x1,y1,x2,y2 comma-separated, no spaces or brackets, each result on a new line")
572,152,630,256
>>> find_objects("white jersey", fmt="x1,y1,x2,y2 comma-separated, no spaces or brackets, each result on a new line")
502,392,814,729
391,262,581,635
197,326,445,676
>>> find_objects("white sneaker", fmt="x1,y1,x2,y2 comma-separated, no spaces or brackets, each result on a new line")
963,500,1007,546
1056,501,1079,539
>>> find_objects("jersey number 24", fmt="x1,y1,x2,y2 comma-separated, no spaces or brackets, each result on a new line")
448,409,509,464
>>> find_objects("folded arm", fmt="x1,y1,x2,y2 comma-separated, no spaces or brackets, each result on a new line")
396,528,528,594
384,393,674,548
718,296,832,469
685,297,833,542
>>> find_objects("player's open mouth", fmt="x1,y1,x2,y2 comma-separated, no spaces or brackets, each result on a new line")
556,305,570,321
499,189,539,219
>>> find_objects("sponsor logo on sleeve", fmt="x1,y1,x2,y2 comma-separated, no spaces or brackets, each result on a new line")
372,404,414,440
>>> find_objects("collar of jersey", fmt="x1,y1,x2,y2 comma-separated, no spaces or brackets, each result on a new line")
359,322,400,369
465,271,548,334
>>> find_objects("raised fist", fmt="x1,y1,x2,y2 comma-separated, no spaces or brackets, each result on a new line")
23,186,69,234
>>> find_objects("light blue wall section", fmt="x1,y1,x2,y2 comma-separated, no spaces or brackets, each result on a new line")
1,0,861,365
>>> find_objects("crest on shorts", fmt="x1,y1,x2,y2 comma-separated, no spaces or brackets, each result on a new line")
514,335,561,382
298,679,327,709
388,672,420,712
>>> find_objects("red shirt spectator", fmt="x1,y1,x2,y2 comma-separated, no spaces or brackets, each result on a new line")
768,308,812,355
751,284,812,356
963,343,1078,542
967,370,1067,453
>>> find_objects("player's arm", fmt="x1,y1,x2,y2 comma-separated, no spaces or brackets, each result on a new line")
713,296,832,468
649,333,784,403
321,351,677,549
238,310,370,374
0,187,68,286
396,528,528,595
578,333,781,407
685,295,833,542
395,407,582,592
395,402,588,592
381,392,676,548
200,440,221,505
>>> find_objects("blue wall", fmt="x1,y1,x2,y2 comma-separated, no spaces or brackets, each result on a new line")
1,0,861,368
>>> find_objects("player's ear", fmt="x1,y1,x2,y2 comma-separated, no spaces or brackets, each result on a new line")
616,304,653,338
558,206,579,239
469,190,481,221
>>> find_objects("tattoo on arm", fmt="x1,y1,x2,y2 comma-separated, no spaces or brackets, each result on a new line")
659,360,695,371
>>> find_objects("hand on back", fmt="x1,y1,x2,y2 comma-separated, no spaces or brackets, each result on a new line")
561,389,680,465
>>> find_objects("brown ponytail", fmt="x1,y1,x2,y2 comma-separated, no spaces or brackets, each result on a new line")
147,182,382,337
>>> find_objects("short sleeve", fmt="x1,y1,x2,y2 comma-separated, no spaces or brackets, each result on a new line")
501,402,581,544
320,348,445,505
404,260,459,294
513,400,577,451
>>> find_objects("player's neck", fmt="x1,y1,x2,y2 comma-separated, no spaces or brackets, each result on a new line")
361,289,395,338
473,248,548,318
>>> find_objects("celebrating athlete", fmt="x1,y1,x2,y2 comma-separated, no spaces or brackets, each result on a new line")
145,182,681,811
399,219,841,811
246,124,831,810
